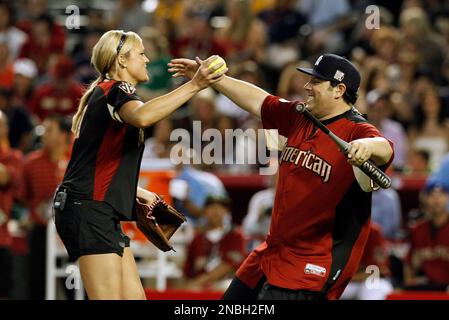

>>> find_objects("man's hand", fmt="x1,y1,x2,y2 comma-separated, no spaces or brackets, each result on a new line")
347,137,393,166
347,139,373,167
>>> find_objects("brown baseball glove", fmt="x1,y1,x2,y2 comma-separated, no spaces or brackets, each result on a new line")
134,195,187,252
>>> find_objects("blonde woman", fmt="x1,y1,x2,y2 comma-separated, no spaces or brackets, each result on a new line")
53,30,226,300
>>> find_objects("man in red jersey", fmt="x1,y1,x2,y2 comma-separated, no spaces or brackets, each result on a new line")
29,55,83,121
340,222,393,300
183,196,247,291
0,110,24,299
404,181,449,291
169,53,394,300
23,115,71,299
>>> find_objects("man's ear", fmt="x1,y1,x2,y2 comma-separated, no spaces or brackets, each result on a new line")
335,83,346,99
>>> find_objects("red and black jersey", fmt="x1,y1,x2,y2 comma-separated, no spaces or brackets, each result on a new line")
407,219,449,285
236,95,393,300
62,80,143,220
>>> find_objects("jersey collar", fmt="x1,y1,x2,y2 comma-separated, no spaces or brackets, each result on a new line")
321,107,364,125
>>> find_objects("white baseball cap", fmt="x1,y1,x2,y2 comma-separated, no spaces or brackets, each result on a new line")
13,58,38,78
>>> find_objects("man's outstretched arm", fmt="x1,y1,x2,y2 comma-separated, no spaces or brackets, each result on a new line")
211,75,269,118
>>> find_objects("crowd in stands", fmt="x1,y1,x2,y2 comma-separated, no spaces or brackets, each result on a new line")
1,0,449,299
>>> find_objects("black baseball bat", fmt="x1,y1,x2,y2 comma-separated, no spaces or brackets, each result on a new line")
295,103,391,189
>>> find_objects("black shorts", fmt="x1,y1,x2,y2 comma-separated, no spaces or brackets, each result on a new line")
222,276,327,300
54,198,130,262
222,276,267,300
257,282,327,300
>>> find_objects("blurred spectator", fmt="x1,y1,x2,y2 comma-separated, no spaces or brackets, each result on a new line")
16,0,51,23
108,0,150,32
18,14,65,75
404,148,431,176
15,0,66,67
171,167,228,224
29,55,84,121
137,27,173,100
399,7,446,85
0,110,24,299
176,87,219,146
408,86,449,171
73,30,102,86
183,196,247,291
258,0,306,70
12,58,37,108
172,8,228,59
366,90,408,170
217,0,267,64
216,115,263,174
340,223,394,300
215,113,236,169
411,72,437,112
408,188,433,230
152,0,185,44
0,0,27,60
346,6,395,58
369,26,402,66
371,187,403,240
429,153,449,184
8,201,30,299
364,66,391,96
23,115,71,299
403,181,449,291
276,61,311,101
0,87,33,154
396,50,420,94
154,0,186,28
0,42,14,89
260,0,306,44
169,146,228,225
142,117,175,159
85,9,108,33
297,0,351,54
393,52,420,127
242,162,277,250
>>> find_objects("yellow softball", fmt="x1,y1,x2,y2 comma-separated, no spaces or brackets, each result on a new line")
208,57,227,75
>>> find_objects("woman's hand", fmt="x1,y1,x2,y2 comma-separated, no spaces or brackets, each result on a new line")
168,58,198,79
136,187,157,204
168,55,228,90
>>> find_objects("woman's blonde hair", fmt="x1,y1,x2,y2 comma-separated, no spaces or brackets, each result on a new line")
72,30,142,136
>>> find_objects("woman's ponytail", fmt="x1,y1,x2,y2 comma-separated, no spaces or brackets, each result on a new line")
72,75,104,136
